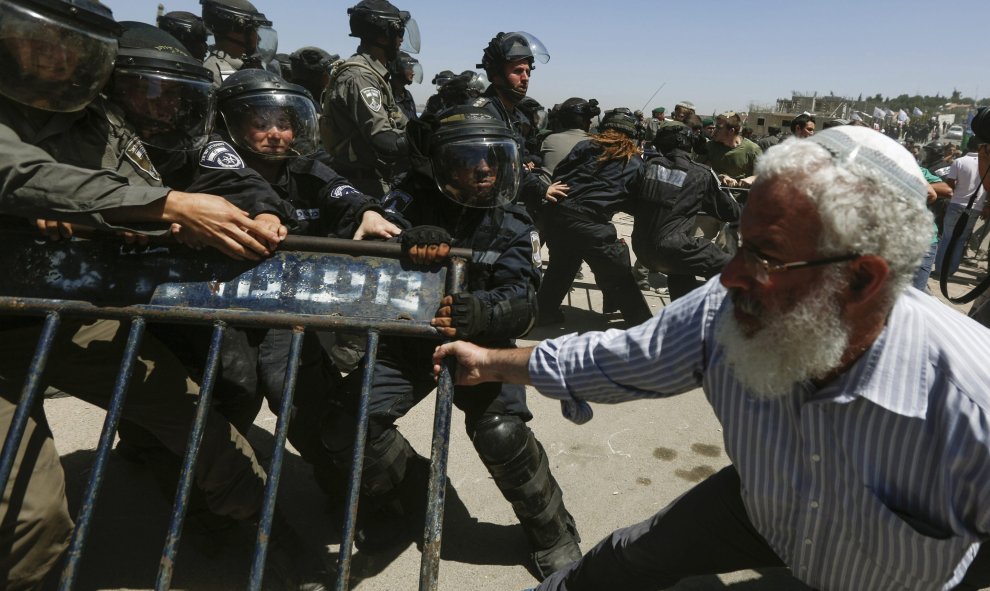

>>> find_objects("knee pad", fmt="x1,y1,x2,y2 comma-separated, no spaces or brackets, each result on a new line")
470,414,530,466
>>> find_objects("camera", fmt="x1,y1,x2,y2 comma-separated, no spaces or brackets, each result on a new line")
973,107,990,143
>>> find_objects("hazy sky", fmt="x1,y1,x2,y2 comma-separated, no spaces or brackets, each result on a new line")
103,0,987,115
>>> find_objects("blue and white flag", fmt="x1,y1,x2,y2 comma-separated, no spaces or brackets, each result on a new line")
897,109,908,123
912,107,924,116
873,106,886,119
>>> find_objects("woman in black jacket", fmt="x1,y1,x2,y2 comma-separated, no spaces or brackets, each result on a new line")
537,108,652,327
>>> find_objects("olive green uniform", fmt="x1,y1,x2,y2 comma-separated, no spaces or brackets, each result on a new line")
706,138,763,180
0,96,268,590
320,48,407,197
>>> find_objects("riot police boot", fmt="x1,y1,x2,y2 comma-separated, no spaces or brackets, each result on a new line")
261,510,334,591
324,424,431,554
471,415,582,580
523,498,582,580
353,452,431,554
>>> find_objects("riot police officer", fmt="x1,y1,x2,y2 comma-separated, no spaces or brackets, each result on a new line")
0,3,299,588
157,10,209,61
322,106,583,580
388,51,421,122
200,0,278,85
540,97,600,177
632,125,741,300
474,31,549,146
289,46,338,112
320,0,420,197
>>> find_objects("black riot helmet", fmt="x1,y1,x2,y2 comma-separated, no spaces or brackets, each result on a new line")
108,22,216,152
431,69,455,88
922,141,947,168
551,97,600,131
200,0,276,63
157,11,208,61
388,51,422,85
973,107,990,143
217,68,319,160
0,0,121,112
428,105,521,208
654,124,694,154
477,31,549,80
516,96,546,134
347,0,419,57
599,108,639,138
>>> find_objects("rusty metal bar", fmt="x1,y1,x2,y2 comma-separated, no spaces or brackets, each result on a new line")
59,317,147,591
419,256,470,591
0,298,443,337
248,327,306,591
156,322,228,590
335,329,381,591
281,235,473,261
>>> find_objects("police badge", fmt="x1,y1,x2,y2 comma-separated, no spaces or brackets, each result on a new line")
360,87,382,112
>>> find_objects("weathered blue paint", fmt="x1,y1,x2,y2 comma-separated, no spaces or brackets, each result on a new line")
156,322,227,591
58,317,146,591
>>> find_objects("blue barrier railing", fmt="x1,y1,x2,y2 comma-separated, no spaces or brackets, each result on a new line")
0,231,469,591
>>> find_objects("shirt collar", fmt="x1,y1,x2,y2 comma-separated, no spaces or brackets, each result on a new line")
822,291,930,418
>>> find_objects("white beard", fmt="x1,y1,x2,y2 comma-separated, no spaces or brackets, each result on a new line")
715,276,851,399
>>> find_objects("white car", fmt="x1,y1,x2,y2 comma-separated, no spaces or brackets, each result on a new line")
946,125,964,140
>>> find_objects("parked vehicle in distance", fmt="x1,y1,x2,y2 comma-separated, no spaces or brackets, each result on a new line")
946,124,964,140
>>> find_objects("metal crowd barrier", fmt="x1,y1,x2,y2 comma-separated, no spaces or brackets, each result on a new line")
0,230,470,591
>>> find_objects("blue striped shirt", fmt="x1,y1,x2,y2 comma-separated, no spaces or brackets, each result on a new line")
530,278,990,591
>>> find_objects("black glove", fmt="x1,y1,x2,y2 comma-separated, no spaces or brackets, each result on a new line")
443,293,491,340
401,225,451,264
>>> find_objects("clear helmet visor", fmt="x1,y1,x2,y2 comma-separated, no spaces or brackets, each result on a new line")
409,61,423,84
0,0,117,112
398,14,419,54
109,69,216,151
501,31,549,65
254,25,277,63
221,92,318,159
467,71,489,93
432,139,520,208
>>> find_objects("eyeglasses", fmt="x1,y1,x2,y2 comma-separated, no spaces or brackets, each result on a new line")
737,239,860,285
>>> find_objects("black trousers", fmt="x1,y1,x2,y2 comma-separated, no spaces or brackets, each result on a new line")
539,213,652,326
537,465,990,591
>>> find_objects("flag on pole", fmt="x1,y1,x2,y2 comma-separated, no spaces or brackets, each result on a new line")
873,106,886,119
897,109,908,123
851,112,863,122
912,107,924,116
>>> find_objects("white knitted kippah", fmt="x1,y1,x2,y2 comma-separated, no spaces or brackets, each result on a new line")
806,126,929,204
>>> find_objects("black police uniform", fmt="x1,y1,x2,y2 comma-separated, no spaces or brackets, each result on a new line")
472,88,549,232
393,86,418,123
322,167,581,577
538,140,653,326
632,148,741,300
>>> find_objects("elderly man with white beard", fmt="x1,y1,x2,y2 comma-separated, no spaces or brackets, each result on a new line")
432,125,990,591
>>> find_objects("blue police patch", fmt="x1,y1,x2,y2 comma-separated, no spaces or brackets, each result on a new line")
329,184,360,199
200,141,245,170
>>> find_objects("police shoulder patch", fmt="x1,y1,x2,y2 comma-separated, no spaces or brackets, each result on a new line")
530,230,542,268
329,184,360,199
360,87,383,112
200,140,245,170
124,138,161,182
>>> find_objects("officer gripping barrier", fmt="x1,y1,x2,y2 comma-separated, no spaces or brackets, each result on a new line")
0,229,470,591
